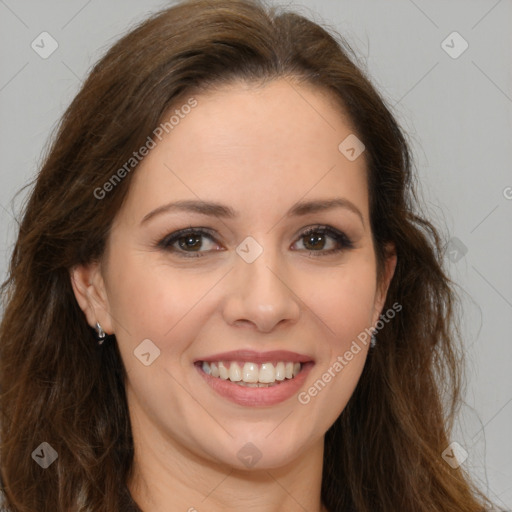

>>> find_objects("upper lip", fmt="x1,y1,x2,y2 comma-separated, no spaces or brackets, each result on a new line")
195,349,314,364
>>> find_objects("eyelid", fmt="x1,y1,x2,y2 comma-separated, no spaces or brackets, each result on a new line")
156,226,219,250
156,224,354,257
295,224,352,242
292,225,354,255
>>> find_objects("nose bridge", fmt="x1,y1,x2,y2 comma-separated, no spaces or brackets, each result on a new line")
222,234,300,331
238,235,283,295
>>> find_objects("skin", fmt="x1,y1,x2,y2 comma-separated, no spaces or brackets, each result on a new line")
71,78,397,512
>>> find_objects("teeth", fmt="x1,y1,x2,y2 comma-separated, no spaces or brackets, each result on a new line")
237,381,278,387
229,362,242,382
242,362,259,383
275,362,285,381
200,360,303,384
259,363,275,383
218,361,229,380
210,362,220,378
285,362,293,379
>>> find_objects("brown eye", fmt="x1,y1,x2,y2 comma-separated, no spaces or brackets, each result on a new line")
293,226,353,256
302,231,329,251
158,228,222,258
176,233,203,252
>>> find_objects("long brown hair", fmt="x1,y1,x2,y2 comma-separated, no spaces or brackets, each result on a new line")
0,0,499,510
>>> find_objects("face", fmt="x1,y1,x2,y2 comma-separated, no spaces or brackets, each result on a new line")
72,78,396,472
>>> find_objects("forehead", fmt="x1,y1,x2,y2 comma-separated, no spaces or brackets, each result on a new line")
119,78,369,224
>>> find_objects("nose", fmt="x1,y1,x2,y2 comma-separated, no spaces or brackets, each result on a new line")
221,241,301,333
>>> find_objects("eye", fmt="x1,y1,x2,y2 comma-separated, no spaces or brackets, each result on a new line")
157,227,222,258
156,225,354,258
292,225,354,256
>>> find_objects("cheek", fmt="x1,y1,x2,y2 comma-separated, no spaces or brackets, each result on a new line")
296,257,378,345
294,263,376,426
104,250,212,352
106,256,214,415
107,246,378,347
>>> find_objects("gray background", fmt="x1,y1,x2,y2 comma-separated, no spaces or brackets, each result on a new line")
0,0,511,508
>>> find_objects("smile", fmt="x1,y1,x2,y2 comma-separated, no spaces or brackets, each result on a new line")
194,350,314,406
200,360,302,387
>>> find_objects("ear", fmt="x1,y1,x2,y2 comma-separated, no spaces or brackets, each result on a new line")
69,261,115,335
371,242,397,327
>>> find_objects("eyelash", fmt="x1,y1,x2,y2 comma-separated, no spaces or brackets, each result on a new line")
156,225,354,258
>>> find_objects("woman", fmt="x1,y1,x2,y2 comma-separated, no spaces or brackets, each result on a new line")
0,0,499,510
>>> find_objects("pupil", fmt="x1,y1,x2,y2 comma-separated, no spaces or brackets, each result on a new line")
305,233,324,250
179,235,201,251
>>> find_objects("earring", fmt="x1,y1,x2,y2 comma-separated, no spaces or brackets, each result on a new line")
95,322,106,345
370,332,377,348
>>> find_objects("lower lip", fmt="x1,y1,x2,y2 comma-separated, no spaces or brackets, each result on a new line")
195,362,314,406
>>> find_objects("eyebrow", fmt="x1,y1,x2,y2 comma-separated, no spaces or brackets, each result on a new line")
140,197,364,225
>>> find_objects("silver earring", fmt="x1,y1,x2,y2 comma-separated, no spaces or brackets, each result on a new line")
96,322,106,345
370,332,377,348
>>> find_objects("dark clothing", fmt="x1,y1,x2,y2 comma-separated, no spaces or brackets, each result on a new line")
120,484,143,512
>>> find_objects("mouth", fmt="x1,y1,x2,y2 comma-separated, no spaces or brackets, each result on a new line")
194,350,314,406
196,360,304,387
